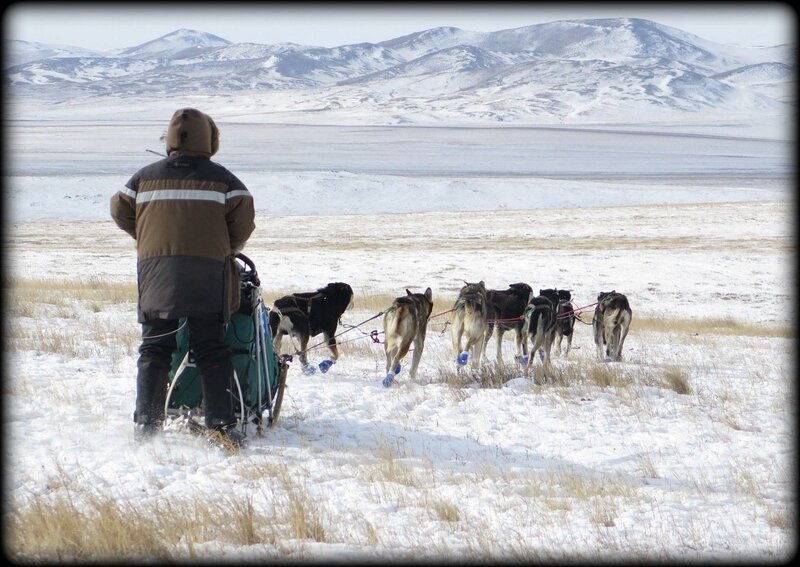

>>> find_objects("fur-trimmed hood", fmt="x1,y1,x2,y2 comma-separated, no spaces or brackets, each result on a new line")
165,108,219,157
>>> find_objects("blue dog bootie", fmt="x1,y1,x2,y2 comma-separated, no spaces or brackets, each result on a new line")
382,372,395,387
319,359,336,374
456,351,469,366
393,363,401,375
517,355,529,366
303,364,317,375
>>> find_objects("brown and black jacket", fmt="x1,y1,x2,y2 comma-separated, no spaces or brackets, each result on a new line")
110,153,255,323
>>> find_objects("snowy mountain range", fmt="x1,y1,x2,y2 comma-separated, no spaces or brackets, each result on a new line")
4,19,795,123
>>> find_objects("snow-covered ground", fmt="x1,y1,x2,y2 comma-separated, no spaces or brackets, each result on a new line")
3,110,795,561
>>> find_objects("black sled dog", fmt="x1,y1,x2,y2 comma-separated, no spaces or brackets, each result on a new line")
269,282,354,374
554,289,576,357
485,282,533,364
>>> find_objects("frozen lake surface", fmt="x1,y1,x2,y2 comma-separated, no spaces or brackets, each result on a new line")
6,121,793,180
4,120,792,223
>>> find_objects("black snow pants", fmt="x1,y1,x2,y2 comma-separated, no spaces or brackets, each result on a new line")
134,317,236,428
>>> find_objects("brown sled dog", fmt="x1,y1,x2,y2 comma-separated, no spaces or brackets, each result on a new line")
451,280,489,367
382,288,434,387
593,290,632,361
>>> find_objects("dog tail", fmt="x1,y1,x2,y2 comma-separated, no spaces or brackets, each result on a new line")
606,306,632,331
534,305,550,333
526,304,553,332
384,304,414,349
458,298,487,320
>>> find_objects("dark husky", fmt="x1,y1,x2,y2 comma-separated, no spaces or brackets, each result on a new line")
485,282,533,364
382,288,434,387
269,282,354,373
593,290,632,361
554,289,576,357
523,288,560,370
451,280,489,367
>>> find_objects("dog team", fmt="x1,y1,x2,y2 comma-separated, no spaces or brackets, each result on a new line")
268,280,632,387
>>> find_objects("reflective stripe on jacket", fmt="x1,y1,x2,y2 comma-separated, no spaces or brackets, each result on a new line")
110,153,255,323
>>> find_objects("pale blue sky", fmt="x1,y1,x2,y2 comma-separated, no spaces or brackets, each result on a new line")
4,3,796,51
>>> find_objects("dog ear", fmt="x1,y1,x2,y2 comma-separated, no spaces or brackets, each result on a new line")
424,287,432,301
406,289,413,296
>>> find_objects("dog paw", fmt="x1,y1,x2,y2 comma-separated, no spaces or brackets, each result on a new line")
382,373,395,387
456,352,469,366
303,364,317,375
393,363,401,375
516,355,529,366
319,359,335,373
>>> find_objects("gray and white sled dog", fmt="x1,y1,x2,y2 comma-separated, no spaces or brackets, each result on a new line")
523,288,560,371
593,290,632,361
451,280,489,367
382,288,434,387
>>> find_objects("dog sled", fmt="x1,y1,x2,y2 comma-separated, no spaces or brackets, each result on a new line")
164,253,289,438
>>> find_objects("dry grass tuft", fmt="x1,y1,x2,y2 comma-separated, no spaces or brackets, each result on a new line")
588,501,618,528
430,498,461,522
367,442,420,487
636,453,660,479
7,277,137,306
8,492,171,561
552,469,636,501
730,463,762,499
7,487,281,562
583,363,629,389
6,318,139,361
662,365,692,395
5,277,140,363
7,460,350,561
765,506,794,531
437,360,522,389
337,334,384,358
520,468,639,531
632,315,791,338
280,478,327,542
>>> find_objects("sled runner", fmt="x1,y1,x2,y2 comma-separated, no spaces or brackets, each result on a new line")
164,253,289,437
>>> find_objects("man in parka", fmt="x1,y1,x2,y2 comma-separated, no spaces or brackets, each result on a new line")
111,108,255,444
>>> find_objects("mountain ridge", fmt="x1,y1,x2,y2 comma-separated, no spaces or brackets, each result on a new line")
5,20,794,125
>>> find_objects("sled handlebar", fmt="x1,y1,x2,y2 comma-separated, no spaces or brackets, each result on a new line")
235,252,257,274
235,253,261,287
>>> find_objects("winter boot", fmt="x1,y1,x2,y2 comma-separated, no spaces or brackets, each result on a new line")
198,359,243,445
206,417,245,448
133,413,163,443
199,360,236,419
134,360,169,443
